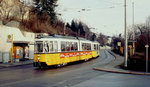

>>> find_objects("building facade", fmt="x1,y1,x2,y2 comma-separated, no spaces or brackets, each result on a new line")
0,25,35,63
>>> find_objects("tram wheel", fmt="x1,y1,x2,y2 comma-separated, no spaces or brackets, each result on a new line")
57,64,61,67
84,59,89,61
62,63,67,66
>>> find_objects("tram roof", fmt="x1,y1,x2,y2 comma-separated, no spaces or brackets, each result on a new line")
37,35,85,40
35,34,99,43
36,35,75,39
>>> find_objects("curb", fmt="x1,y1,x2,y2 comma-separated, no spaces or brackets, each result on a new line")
93,67,150,75
0,61,33,69
94,50,150,75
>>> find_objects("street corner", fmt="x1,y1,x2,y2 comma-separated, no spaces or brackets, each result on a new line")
93,65,150,75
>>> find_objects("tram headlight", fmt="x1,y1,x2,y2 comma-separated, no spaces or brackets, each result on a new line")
37,55,40,60
37,54,40,57
38,57,40,60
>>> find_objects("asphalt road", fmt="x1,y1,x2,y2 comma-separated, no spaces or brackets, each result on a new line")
1,50,150,87
0,50,113,87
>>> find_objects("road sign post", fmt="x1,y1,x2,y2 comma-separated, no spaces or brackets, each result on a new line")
145,45,149,72
8,34,14,64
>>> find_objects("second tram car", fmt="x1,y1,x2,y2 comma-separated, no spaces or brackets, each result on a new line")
33,35,100,67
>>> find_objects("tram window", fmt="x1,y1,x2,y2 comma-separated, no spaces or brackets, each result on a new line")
97,44,99,50
94,44,96,50
34,45,37,53
49,41,53,52
36,42,43,53
44,41,49,52
61,41,66,51
69,42,72,51
54,41,58,52
66,42,71,51
70,42,72,51
70,42,78,51
86,44,88,50
71,42,74,51
88,43,91,50
82,43,84,50
74,42,78,51
82,43,85,51
61,41,78,52
82,43,89,51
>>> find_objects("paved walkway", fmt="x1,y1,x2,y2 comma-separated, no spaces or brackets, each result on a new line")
0,59,33,69
94,51,150,75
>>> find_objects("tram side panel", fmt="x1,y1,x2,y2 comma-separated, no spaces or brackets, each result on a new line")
91,43,100,58
59,40,80,63
92,51,98,58
79,41,93,60
34,38,100,67
34,39,81,66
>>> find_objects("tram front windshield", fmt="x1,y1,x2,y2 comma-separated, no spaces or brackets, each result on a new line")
35,42,43,53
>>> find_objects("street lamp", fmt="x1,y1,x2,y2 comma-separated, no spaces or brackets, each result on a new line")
145,45,149,72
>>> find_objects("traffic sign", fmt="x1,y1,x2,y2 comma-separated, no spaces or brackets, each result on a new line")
7,34,13,42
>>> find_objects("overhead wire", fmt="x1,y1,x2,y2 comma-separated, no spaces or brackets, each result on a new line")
57,0,124,12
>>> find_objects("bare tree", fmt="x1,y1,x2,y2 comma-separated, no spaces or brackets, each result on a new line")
19,1,27,22
0,0,15,25
0,0,30,25
128,23,149,53
97,33,108,46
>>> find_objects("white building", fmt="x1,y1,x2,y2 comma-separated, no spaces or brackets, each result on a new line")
107,37,112,45
0,25,35,63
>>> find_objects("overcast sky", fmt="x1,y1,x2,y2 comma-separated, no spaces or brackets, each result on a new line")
57,0,150,36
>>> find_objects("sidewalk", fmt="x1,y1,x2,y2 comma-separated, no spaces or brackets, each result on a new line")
0,59,33,69
94,51,150,75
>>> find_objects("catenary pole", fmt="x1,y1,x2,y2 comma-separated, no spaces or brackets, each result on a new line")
124,0,128,67
132,2,135,55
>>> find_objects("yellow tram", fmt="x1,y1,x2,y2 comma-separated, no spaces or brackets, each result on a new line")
33,35,100,67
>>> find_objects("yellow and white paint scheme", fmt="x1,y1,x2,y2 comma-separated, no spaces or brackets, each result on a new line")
33,35,100,67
